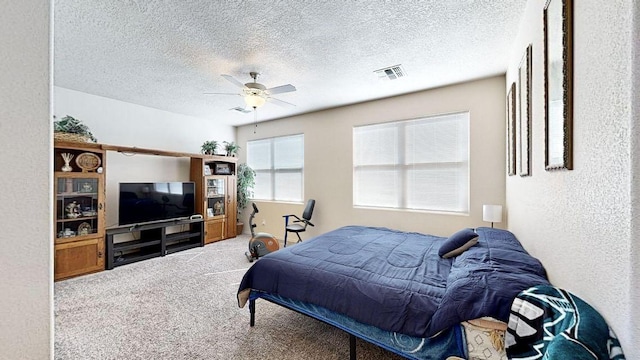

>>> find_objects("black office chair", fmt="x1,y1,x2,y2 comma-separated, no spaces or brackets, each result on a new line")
282,199,315,247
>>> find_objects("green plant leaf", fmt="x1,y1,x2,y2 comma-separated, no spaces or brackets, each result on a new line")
236,163,255,218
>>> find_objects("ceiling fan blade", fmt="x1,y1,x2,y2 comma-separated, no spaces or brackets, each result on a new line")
221,74,247,89
265,84,296,95
228,106,252,114
203,92,241,96
267,97,296,107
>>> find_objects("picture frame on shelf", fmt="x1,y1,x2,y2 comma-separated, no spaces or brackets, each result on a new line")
544,0,573,170
507,82,517,176
518,44,532,177
204,165,212,176
207,208,214,217
213,162,232,175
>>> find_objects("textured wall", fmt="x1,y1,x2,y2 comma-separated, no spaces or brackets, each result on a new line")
506,0,636,356
0,1,52,358
630,0,640,350
236,76,506,239
54,87,236,226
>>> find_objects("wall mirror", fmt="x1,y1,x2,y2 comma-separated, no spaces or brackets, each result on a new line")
518,45,532,177
544,0,573,170
507,82,516,176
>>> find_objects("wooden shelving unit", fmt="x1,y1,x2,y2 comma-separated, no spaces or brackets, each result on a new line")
190,157,238,244
53,140,238,278
53,141,106,281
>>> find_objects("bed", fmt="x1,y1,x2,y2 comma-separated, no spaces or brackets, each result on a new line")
237,226,549,359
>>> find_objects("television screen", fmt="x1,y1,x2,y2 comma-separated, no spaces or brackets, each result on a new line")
119,182,196,226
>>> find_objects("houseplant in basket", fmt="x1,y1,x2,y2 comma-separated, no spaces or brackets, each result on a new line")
236,163,255,235
54,115,97,143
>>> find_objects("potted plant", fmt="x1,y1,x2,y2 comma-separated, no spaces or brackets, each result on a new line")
223,141,240,157
236,163,255,234
54,115,97,143
201,140,218,155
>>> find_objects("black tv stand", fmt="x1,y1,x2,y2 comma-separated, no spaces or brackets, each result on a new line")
105,218,204,269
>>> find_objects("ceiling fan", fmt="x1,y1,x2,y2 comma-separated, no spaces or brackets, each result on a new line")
206,72,297,110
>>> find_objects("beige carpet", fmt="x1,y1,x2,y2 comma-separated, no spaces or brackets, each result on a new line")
54,235,405,359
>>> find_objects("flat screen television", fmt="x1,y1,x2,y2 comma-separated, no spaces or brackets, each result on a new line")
118,182,196,226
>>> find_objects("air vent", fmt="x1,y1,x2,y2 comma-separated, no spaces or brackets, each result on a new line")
230,106,251,114
374,64,406,81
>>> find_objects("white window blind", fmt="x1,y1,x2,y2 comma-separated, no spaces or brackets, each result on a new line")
353,112,469,213
247,134,304,202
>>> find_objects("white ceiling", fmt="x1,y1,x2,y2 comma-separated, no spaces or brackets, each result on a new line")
54,0,527,126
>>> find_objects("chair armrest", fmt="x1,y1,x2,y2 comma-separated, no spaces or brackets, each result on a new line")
293,219,314,226
283,215,303,221
283,214,302,227
293,219,313,226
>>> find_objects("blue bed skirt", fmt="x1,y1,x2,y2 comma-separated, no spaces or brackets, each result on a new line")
250,290,466,359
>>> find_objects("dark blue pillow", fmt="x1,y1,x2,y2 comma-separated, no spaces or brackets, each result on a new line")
438,228,479,258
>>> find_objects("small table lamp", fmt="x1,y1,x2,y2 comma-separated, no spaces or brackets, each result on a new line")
483,204,503,228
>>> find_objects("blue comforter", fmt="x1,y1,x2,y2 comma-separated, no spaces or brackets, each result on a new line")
237,226,548,338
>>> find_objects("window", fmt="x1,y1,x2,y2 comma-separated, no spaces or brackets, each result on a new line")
353,112,469,213
247,134,304,202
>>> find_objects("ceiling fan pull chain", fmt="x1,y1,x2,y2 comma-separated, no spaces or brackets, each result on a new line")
253,107,258,134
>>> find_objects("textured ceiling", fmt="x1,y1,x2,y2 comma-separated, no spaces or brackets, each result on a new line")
54,0,527,126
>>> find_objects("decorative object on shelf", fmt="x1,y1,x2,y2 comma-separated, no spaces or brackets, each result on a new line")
214,162,232,175
76,152,101,172
97,167,103,174
80,182,93,192
77,222,92,236
61,153,74,172
204,165,212,176
214,200,223,215
236,163,256,234
207,208,214,217
65,178,74,193
65,201,81,219
223,141,240,157
81,209,96,217
482,204,503,228
201,140,219,155
544,0,573,171
53,115,97,143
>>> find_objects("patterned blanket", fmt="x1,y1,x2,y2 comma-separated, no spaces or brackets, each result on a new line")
505,285,625,359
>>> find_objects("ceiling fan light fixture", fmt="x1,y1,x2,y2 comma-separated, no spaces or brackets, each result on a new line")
213,72,296,111
244,94,266,108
